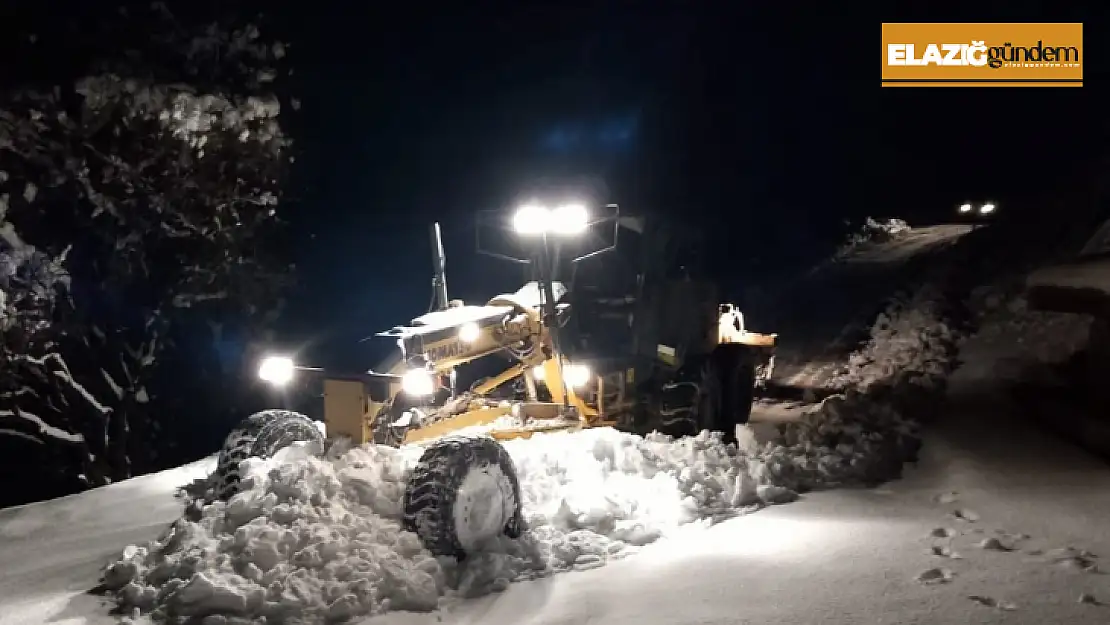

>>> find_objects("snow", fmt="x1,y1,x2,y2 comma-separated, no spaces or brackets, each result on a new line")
834,217,913,259
0,457,214,625
400,282,568,336
1027,255,1110,292
10,380,1110,625
0,408,86,443
360,379,1110,625
96,428,797,623
8,218,1110,624
404,305,513,334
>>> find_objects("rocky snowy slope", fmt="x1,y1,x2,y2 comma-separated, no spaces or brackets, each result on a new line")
765,221,976,391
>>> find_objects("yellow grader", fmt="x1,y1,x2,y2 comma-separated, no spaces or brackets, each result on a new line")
214,205,776,558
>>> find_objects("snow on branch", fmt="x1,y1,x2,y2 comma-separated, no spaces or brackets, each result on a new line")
0,407,84,443
0,4,298,495
0,427,43,444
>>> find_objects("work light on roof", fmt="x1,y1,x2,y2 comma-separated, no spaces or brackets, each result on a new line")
512,202,589,236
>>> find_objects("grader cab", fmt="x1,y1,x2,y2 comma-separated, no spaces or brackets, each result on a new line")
213,204,777,559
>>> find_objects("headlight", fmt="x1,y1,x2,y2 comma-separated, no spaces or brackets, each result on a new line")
402,368,435,397
564,363,591,388
550,203,588,235
980,203,996,215
958,203,972,213
258,356,295,385
512,204,549,235
459,321,480,342
512,202,589,236
532,362,590,388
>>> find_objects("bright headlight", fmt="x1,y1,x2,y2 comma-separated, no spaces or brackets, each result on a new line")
258,356,295,385
402,368,435,397
512,202,588,236
532,362,590,388
551,203,588,235
513,204,549,236
980,203,996,215
958,203,972,213
564,363,591,388
459,321,480,342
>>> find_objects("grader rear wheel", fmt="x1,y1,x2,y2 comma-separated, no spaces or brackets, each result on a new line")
655,344,757,442
213,410,324,500
699,344,757,445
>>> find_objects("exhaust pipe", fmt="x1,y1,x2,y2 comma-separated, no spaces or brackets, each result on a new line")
430,222,449,311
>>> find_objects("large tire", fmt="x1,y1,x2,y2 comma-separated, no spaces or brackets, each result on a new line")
402,435,525,558
698,344,757,444
214,409,324,500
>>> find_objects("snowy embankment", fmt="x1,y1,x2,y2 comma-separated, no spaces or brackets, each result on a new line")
91,281,963,624
100,431,786,623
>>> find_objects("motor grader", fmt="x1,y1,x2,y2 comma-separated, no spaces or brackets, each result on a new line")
214,204,776,559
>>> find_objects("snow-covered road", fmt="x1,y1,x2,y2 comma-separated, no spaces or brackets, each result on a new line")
3,373,1109,625
0,458,216,625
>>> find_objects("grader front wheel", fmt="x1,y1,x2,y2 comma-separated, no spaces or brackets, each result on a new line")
402,435,525,558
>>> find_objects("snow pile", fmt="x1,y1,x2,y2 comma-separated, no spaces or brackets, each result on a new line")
825,286,960,392
835,217,912,258
754,286,963,491
963,283,1091,380
102,428,780,624
752,391,920,491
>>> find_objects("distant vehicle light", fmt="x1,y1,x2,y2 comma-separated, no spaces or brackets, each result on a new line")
980,203,996,215
958,203,973,213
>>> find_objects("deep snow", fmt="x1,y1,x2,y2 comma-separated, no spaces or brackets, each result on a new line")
0,457,215,625
365,376,1110,625
6,376,1110,625
3,218,1108,624
97,427,819,624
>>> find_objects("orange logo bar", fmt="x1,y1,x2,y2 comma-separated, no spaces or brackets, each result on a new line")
882,23,1083,87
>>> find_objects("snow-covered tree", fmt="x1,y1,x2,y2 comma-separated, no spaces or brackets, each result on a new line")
0,3,296,502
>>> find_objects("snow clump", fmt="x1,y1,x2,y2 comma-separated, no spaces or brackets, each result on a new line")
102,428,780,623
825,286,960,392
836,217,912,258
753,285,964,492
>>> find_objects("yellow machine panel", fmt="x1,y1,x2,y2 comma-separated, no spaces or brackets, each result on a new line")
323,378,371,443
